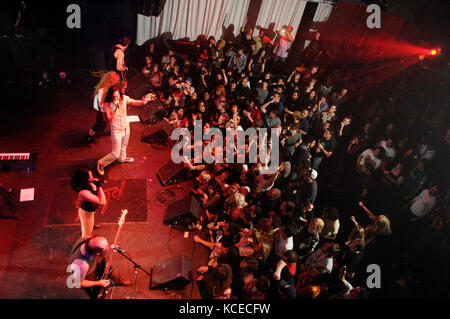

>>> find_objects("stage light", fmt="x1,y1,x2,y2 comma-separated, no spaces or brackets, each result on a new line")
429,48,441,56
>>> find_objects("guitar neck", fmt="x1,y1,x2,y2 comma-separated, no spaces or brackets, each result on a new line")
101,208,128,280
102,225,124,279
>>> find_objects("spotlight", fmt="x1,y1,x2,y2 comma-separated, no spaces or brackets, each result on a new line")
429,48,441,56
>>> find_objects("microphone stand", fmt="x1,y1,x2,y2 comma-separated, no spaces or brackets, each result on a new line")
114,249,151,299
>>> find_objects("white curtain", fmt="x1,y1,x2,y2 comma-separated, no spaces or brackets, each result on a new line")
136,0,250,46
304,1,334,48
253,0,307,39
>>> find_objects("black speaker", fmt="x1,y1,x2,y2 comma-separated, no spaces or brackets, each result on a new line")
150,255,192,290
163,195,203,229
138,0,167,17
141,120,172,144
156,159,186,186
139,100,167,124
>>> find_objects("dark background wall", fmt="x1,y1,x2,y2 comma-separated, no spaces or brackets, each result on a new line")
1,0,448,85
0,0,139,84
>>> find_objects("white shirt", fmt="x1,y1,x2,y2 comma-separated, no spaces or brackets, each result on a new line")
93,88,104,111
109,95,142,130
410,189,436,217
380,141,396,160
360,149,382,169
275,235,293,259
304,248,333,274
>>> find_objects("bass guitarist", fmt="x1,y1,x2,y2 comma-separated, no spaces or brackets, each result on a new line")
68,235,131,299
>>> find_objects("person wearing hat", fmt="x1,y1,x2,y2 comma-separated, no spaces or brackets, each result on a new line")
181,76,195,96
298,168,318,204
67,235,131,298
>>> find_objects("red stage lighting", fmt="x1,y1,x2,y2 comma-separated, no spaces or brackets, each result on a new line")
429,48,442,56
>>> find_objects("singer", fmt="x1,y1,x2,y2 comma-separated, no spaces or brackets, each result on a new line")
71,168,107,237
97,84,155,176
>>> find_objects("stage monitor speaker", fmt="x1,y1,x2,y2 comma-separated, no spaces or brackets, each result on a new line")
150,255,192,290
163,195,203,229
141,120,172,145
156,159,186,186
139,0,167,17
139,100,167,124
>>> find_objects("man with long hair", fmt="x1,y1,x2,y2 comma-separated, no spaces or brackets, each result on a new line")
88,71,120,143
97,84,155,175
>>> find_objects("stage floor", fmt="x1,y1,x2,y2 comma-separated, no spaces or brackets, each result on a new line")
0,79,209,299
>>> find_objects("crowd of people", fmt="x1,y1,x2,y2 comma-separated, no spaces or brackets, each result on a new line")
72,16,448,298
129,20,448,299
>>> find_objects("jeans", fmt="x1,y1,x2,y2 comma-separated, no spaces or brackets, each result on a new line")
98,126,130,167
274,55,287,63
311,156,323,170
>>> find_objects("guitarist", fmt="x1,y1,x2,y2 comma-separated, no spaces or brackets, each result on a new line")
68,235,131,299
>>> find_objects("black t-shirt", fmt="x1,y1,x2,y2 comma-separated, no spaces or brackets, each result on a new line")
237,85,251,99
285,97,302,111
342,248,363,275
316,136,337,157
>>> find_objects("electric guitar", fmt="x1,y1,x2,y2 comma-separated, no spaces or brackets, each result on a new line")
93,209,128,299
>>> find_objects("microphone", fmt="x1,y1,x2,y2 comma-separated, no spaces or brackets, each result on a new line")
92,179,107,187
113,247,126,253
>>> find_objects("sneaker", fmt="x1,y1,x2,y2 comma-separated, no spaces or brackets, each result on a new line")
97,162,104,176
119,157,134,163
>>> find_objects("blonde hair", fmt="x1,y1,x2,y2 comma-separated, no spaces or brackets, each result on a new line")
376,215,392,236
313,218,325,233
93,71,120,103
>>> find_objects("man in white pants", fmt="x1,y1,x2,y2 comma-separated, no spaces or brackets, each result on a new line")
97,85,154,175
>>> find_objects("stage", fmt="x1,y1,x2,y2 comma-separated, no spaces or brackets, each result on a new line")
0,78,209,299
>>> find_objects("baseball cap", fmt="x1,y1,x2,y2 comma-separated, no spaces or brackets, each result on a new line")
308,169,318,180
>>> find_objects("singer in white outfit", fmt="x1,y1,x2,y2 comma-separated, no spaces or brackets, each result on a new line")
97,84,155,175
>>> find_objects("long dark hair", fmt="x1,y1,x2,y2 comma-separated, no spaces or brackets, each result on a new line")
104,84,124,103
71,168,91,192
